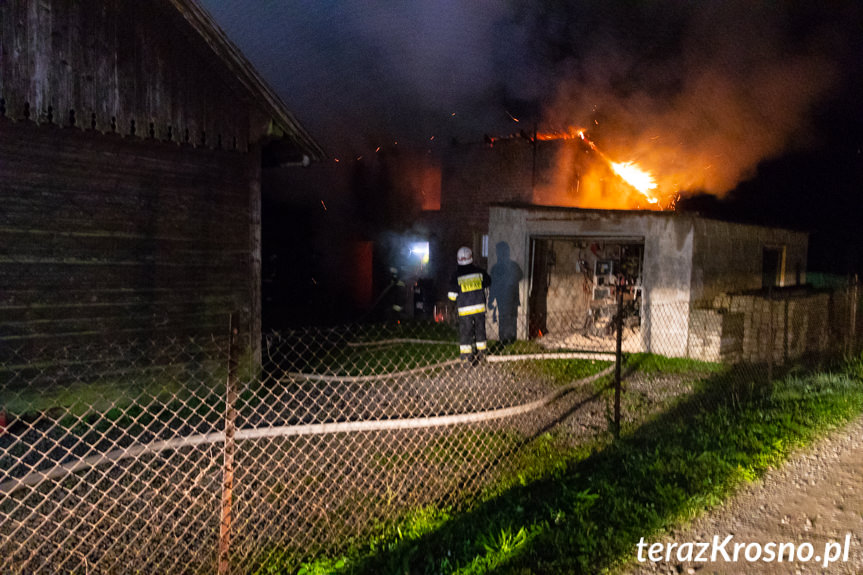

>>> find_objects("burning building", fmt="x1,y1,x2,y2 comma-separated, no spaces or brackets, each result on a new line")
435,131,669,290
429,130,826,361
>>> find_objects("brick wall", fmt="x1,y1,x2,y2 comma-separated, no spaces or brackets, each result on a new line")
689,290,835,363
436,138,560,294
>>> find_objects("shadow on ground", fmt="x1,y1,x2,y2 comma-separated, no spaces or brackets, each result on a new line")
333,356,862,574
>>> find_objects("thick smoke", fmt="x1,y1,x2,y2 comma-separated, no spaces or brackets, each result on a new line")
533,1,851,200
201,0,857,186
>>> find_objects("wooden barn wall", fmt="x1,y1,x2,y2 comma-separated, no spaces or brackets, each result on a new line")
0,119,253,361
0,0,251,151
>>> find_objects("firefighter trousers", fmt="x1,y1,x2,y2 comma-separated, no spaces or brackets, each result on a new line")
458,312,487,360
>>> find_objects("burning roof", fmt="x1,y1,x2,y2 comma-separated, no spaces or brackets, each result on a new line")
485,127,673,211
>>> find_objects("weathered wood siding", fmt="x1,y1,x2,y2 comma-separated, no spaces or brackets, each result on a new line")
0,118,253,362
0,0,253,150
0,0,273,367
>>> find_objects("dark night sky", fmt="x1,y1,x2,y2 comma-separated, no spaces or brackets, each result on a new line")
200,0,863,272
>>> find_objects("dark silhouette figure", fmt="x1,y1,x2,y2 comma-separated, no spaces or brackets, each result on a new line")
489,242,523,344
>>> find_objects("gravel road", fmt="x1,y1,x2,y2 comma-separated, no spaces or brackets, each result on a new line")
626,415,863,575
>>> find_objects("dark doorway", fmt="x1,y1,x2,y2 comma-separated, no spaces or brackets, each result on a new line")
527,236,645,341
528,238,550,338
762,247,784,288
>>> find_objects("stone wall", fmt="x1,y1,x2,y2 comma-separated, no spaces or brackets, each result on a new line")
686,291,834,364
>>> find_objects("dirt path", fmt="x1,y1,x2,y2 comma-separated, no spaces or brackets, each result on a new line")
626,416,863,574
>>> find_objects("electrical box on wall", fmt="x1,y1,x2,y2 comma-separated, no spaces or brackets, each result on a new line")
594,260,615,286
593,287,611,300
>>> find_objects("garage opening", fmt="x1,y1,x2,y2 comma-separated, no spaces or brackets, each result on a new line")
528,236,644,347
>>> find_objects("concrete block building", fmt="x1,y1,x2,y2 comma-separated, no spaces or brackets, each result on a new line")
487,203,810,360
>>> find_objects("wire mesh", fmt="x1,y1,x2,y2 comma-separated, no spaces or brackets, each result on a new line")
0,284,859,573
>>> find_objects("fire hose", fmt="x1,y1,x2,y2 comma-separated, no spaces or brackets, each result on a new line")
0,356,614,495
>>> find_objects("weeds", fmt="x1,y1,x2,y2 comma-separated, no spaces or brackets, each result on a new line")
281,356,863,575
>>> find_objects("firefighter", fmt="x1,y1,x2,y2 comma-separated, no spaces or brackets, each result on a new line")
448,246,491,365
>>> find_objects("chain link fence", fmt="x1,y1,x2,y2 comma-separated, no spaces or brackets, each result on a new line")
1,283,860,573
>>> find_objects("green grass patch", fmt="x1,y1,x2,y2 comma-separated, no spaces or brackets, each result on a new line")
422,431,519,467
3,347,256,422
520,358,612,387
280,356,863,574
349,320,459,343
302,342,459,377
489,340,550,355
3,365,198,418
623,352,723,375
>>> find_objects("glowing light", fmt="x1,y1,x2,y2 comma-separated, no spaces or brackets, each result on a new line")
434,305,445,323
409,242,430,265
561,128,661,206
610,162,659,203
498,126,669,209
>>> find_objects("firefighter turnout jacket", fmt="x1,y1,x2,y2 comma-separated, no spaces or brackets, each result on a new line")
448,263,491,316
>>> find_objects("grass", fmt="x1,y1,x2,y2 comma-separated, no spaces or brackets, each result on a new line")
1,319,610,433
278,354,863,575
12,324,858,574
3,365,197,417
523,357,612,387
266,320,459,377
279,319,622,378
623,352,725,375
348,321,459,343
299,341,459,377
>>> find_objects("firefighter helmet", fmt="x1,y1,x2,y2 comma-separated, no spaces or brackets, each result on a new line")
457,246,473,265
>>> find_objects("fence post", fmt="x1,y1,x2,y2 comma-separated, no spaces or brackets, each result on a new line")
767,284,773,386
850,276,858,356
613,278,624,438
218,312,240,574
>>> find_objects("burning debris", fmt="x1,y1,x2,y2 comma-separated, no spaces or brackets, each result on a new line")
574,129,661,207
486,127,671,210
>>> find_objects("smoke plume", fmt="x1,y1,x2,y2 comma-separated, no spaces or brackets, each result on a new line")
533,1,852,201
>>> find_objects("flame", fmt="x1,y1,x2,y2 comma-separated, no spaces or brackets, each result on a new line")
486,126,667,209
534,128,665,209
536,127,582,141
609,162,659,204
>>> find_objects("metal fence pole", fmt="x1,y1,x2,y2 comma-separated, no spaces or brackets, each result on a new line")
218,312,240,574
850,276,858,355
767,284,774,386
613,278,623,438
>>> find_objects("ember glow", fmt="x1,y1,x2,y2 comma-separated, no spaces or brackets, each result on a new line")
535,128,665,210
609,162,659,204
577,129,661,206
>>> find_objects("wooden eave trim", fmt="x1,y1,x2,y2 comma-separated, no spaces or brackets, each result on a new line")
167,0,326,160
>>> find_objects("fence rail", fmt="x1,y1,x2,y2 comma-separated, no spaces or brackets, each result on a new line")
1,285,860,573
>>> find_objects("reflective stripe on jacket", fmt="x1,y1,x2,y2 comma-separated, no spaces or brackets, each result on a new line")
449,263,491,315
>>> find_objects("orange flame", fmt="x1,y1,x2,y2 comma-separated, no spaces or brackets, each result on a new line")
609,162,659,204
536,128,665,209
